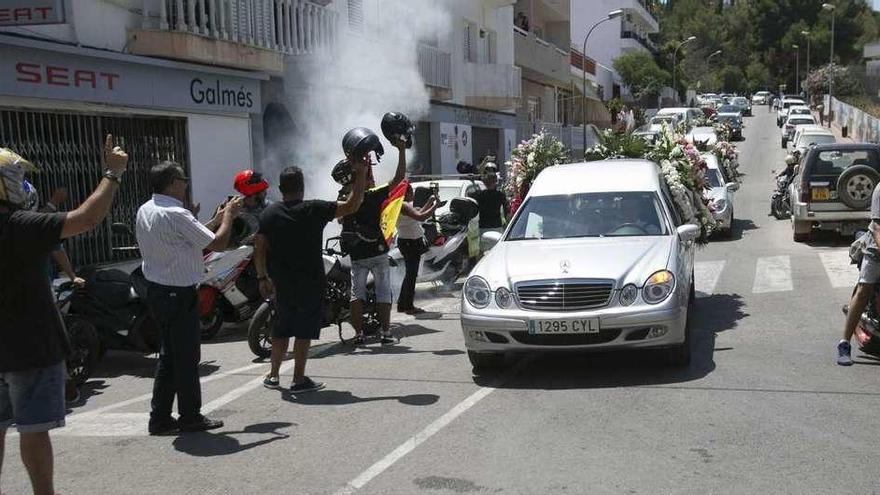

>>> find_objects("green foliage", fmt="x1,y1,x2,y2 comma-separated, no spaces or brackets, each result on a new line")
612,51,671,100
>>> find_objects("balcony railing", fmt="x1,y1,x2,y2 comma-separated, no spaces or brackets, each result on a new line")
621,30,658,55
140,0,338,55
514,26,569,83
570,47,596,76
418,44,451,89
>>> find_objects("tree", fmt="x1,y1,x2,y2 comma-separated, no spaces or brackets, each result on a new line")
613,51,671,100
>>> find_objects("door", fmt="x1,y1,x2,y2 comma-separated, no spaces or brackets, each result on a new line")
471,127,499,169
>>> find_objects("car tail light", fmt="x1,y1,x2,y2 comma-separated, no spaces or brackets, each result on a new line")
800,176,809,203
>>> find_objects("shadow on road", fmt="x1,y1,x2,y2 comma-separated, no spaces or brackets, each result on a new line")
91,352,221,379
712,218,758,242
473,293,747,390
315,324,452,359
282,389,439,406
805,229,859,248
172,422,293,457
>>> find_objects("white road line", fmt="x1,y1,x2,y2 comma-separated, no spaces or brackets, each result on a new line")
202,361,295,414
753,255,793,293
819,251,859,288
333,361,526,495
694,260,726,297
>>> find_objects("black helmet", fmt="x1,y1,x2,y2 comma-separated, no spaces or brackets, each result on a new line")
342,127,384,161
381,112,415,149
332,158,354,186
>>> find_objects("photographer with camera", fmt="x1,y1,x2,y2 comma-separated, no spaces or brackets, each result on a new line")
340,125,409,345
396,185,438,315
468,165,509,253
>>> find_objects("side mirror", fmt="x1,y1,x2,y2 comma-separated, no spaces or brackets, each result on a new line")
481,231,503,251
725,182,740,192
676,224,700,242
111,222,134,238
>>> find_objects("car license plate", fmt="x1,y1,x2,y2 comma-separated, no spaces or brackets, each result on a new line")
812,188,829,201
528,318,601,335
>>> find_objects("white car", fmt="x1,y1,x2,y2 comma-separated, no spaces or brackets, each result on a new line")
461,159,700,369
781,114,817,148
752,91,771,105
790,125,835,155
648,114,682,133
686,127,718,146
703,153,739,237
787,105,812,118
410,178,485,257
656,107,704,129
777,98,807,126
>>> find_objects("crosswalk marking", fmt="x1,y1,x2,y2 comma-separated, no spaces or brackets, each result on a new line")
752,255,793,293
819,251,859,288
694,260,726,297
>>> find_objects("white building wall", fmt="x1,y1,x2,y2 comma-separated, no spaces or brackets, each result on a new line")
187,114,253,221
0,0,139,49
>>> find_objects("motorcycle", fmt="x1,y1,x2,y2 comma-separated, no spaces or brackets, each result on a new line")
247,236,381,358
54,280,101,386
66,224,159,356
198,244,262,340
770,173,793,220
387,196,480,286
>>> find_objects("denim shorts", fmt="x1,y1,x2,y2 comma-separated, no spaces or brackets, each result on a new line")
860,254,880,284
351,254,393,304
0,361,66,433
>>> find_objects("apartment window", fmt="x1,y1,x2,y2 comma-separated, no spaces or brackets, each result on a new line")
528,96,542,123
348,0,363,32
463,22,477,62
485,29,497,64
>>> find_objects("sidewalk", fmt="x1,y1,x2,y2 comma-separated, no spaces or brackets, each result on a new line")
813,110,855,143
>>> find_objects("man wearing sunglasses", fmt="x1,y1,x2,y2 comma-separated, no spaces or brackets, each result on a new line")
136,161,242,435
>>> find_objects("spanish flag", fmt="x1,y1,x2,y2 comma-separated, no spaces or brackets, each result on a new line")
379,180,409,246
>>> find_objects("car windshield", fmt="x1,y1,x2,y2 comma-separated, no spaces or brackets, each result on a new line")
812,150,878,176
783,100,805,108
796,134,835,148
707,168,724,188
789,118,815,126
790,108,810,115
651,115,677,124
506,192,669,240
718,105,739,113
435,186,462,204
733,98,748,106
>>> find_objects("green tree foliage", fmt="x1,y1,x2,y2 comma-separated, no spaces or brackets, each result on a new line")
613,50,671,100
657,0,877,94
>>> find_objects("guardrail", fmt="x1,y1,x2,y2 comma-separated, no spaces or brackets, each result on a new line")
418,44,452,89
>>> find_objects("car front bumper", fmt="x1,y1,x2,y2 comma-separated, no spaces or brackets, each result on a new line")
461,300,688,354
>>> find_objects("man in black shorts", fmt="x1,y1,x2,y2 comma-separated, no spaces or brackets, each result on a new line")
255,160,367,392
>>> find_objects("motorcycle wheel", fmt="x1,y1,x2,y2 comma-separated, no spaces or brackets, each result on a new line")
200,304,224,340
441,246,468,286
247,301,274,359
771,196,785,220
64,315,100,386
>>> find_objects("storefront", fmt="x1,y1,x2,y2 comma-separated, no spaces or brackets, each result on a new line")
0,34,265,266
424,102,517,176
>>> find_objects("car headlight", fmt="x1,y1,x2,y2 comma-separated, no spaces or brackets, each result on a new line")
619,284,638,306
464,276,491,309
643,270,675,304
713,198,728,211
495,287,513,308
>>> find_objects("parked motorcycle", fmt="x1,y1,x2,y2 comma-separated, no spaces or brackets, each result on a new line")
770,173,793,220
54,281,100,386
247,236,381,358
198,243,262,340
387,196,480,285
66,224,159,356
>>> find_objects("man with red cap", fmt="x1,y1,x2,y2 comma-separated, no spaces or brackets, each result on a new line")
232,169,270,242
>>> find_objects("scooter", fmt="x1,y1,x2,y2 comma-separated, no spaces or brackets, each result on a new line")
66,224,159,356
247,236,381,358
387,196,480,285
198,242,262,340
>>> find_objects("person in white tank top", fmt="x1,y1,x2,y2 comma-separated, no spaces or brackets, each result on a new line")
396,185,438,314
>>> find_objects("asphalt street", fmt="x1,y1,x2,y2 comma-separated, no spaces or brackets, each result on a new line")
4,110,878,495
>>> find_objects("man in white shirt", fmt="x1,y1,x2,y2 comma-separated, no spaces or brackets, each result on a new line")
136,161,241,435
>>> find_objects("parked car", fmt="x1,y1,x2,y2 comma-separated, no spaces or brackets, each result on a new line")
647,114,682,133
656,107,704,130
787,105,812,118
751,91,771,105
686,126,718,147
790,144,880,242
716,105,743,140
461,159,700,369
790,125,835,155
703,153,739,237
781,114,817,148
777,98,807,126
732,96,752,116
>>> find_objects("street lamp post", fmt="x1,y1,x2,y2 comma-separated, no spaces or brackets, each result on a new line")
823,3,836,125
581,9,624,151
793,44,800,95
705,49,722,93
672,36,697,105
801,30,811,82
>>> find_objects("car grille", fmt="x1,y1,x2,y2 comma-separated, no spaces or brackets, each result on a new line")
515,280,614,312
509,329,621,346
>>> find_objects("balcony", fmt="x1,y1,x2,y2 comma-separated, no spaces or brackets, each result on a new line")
621,30,658,55
624,0,659,32
131,0,339,73
570,47,596,76
462,62,521,111
417,43,452,100
514,26,569,85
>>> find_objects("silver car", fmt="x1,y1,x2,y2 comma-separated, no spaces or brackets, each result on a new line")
461,160,700,369
703,154,739,237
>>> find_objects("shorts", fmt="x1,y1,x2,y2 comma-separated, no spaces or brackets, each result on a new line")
273,298,323,340
351,254,392,304
0,361,66,433
860,255,880,284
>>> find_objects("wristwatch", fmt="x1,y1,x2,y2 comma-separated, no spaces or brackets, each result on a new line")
103,169,123,183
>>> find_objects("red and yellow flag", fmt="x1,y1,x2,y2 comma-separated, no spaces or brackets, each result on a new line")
379,180,408,246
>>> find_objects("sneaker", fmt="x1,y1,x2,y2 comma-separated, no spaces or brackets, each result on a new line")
65,386,82,407
837,341,853,366
406,307,426,315
178,415,224,433
289,377,325,394
148,417,179,436
380,332,397,345
263,375,280,389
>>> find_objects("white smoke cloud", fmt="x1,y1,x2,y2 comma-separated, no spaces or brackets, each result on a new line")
263,0,453,211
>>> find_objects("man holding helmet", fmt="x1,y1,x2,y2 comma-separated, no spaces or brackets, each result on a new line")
0,135,128,495
341,124,409,345
232,169,270,240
